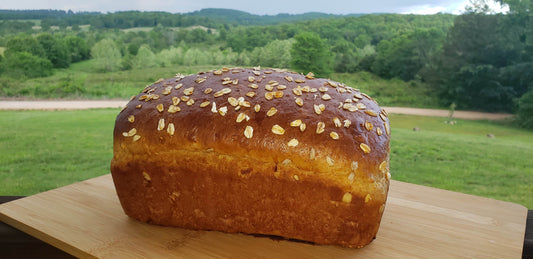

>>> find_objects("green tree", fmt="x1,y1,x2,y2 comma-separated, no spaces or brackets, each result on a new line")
120,54,135,70
515,88,533,129
127,43,140,55
290,32,332,77
212,50,226,65
155,49,172,67
186,28,209,43
254,39,294,68
372,28,445,81
1,51,53,78
429,0,533,113
37,33,71,68
218,27,227,41
4,35,46,58
224,50,238,65
148,29,168,51
40,19,51,31
332,40,358,73
183,48,209,65
428,13,522,112
226,27,272,52
64,36,90,62
496,0,532,100
235,51,252,66
355,45,377,71
497,0,532,14
133,45,158,69
465,0,499,13
91,39,121,72
157,46,185,65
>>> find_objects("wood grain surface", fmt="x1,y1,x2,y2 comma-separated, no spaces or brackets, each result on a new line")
0,174,527,258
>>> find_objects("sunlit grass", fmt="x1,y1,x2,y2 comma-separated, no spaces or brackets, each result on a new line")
389,114,532,207
1,110,531,208
0,109,116,194
2,61,441,108
332,71,441,108
0,61,222,99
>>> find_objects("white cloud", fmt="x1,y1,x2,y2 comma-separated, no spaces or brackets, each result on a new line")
400,0,471,15
447,0,469,14
446,0,510,14
484,0,510,13
401,4,447,14
400,0,510,15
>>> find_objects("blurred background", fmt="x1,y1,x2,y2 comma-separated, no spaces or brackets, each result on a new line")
0,0,531,209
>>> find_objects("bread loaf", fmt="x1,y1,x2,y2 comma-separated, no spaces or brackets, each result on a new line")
111,67,391,248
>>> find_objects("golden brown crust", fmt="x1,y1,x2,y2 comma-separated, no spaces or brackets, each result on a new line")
111,67,391,248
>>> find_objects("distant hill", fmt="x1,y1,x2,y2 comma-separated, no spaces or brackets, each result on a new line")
0,9,99,20
188,8,364,25
0,8,367,27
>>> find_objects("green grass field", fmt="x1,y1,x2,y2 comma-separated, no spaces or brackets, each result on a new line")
333,72,441,108
0,62,442,108
0,109,116,193
390,115,532,207
0,62,222,99
1,109,532,208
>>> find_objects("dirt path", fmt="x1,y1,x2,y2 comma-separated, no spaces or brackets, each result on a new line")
0,100,128,110
384,107,513,121
0,100,513,120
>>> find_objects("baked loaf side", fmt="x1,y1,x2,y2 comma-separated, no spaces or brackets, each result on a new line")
111,67,391,248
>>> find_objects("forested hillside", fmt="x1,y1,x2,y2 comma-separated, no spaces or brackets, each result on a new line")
0,3,531,128
188,8,363,25
0,8,361,27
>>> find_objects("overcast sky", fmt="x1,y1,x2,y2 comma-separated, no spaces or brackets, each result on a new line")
0,0,507,15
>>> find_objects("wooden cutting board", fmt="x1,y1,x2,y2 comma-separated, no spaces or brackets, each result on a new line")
0,174,527,258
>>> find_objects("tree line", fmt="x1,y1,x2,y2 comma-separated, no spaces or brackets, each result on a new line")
0,2,531,128
0,8,356,27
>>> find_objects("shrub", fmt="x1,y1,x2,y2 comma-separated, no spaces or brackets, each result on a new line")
515,89,533,129
1,51,53,78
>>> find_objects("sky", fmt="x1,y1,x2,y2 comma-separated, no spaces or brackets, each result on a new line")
0,0,508,15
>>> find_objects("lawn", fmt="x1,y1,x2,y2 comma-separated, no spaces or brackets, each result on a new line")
0,109,116,194
390,115,532,207
0,109,532,208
